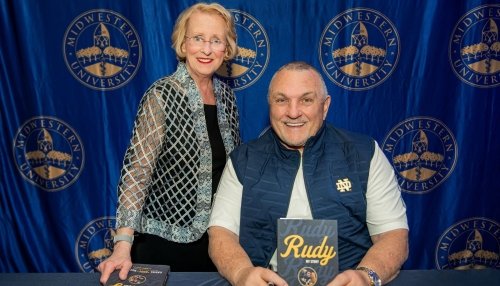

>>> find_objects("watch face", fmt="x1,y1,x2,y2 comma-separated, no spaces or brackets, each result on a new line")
369,272,381,286
357,266,381,286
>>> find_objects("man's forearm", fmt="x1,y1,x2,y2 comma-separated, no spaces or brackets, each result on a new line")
208,226,254,284
357,228,409,284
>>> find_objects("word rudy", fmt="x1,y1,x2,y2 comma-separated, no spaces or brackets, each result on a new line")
279,235,336,266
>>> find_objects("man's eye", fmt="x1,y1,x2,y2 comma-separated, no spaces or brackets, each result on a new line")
302,98,314,104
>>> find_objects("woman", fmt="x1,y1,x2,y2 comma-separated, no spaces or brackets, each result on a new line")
98,2,240,283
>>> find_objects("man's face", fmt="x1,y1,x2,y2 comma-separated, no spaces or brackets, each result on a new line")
269,69,331,150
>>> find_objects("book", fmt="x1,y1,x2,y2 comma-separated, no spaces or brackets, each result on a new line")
105,263,170,286
277,219,338,286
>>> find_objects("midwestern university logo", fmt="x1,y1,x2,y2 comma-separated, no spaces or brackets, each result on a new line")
216,10,269,91
435,217,499,269
12,117,84,191
449,5,500,88
75,217,116,272
63,9,142,90
319,8,400,91
382,117,457,194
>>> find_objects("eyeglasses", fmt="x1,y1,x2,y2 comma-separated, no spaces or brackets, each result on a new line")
185,35,227,52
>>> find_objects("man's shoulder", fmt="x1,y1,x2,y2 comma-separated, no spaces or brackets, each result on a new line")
322,124,375,159
325,124,374,145
231,128,275,156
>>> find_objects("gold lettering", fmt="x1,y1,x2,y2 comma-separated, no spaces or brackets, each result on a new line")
279,235,336,266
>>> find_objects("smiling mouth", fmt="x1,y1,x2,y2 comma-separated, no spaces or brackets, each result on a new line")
198,58,213,63
285,122,305,127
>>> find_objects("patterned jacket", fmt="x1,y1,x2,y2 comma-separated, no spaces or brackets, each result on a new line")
116,62,241,242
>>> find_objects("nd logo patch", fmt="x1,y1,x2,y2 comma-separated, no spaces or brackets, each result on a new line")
319,8,400,91
449,4,500,88
216,10,269,91
63,9,142,90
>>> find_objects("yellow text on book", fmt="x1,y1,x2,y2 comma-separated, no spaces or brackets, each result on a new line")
279,235,337,266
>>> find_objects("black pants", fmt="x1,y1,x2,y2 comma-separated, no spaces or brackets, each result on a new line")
131,232,217,272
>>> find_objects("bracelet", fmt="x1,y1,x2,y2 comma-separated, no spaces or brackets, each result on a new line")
113,234,134,245
356,266,381,286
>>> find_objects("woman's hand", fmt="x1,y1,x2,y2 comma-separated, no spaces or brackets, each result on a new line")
97,241,133,284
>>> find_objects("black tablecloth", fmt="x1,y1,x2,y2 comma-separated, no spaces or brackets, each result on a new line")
0,269,499,285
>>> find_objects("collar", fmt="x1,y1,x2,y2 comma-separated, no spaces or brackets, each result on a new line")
268,121,328,158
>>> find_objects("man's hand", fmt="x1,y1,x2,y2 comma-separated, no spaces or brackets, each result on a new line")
208,226,288,286
326,269,371,286
326,228,409,286
97,241,133,284
233,266,288,286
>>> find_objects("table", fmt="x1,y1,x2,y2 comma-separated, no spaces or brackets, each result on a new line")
0,269,498,285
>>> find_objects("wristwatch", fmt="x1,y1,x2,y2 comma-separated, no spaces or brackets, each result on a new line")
356,266,382,286
113,234,134,245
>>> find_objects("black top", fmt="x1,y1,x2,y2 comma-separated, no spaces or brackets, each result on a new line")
203,104,226,193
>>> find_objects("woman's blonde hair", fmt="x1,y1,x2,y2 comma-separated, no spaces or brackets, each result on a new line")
171,2,238,61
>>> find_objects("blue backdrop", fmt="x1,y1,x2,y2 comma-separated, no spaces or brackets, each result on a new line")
1,0,499,273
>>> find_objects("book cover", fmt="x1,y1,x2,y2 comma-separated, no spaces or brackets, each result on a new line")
105,263,170,286
277,219,338,286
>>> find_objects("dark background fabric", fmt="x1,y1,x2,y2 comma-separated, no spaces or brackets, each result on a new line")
0,0,498,272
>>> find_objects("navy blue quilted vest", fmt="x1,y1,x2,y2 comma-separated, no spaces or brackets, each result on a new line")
230,123,374,271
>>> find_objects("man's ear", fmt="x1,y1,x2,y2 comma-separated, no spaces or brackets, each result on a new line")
323,95,331,119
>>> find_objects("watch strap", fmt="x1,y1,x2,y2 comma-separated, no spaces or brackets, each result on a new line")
356,266,382,286
113,234,134,244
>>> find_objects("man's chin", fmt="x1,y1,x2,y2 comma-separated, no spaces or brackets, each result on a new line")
280,139,306,150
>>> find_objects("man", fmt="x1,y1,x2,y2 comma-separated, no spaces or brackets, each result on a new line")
208,62,409,286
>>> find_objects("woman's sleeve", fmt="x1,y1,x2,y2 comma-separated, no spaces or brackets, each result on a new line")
115,86,168,230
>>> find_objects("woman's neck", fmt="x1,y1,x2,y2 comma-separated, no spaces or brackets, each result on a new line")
186,64,216,105
196,78,215,105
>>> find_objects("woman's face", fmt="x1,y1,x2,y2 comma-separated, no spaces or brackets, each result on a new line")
182,11,227,82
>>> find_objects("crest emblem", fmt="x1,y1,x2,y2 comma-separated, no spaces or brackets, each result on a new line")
216,10,270,91
75,217,116,272
12,116,84,191
319,8,400,91
449,5,500,88
63,9,142,90
382,117,457,194
435,217,499,269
